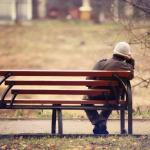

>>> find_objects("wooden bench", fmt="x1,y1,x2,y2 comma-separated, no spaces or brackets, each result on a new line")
0,70,133,135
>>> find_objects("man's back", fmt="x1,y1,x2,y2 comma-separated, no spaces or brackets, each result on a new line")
88,55,134,80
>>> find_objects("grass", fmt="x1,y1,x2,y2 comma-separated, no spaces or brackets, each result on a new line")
0,20,125,69
0,136,150,150
1,108,150,119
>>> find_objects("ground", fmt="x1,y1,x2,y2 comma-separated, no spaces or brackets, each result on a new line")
0,119,150,135
0,135,150,150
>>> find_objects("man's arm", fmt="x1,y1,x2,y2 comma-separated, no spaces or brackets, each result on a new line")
119,58,135,80
126,58,135,69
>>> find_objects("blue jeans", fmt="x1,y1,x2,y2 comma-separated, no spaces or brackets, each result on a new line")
83,94,116,125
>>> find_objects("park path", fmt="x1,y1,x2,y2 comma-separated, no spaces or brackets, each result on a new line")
0,119,150,135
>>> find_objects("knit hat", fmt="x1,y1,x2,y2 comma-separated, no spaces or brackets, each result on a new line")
113,42,131,59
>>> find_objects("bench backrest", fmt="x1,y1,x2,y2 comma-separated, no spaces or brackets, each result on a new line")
0,70,130,77
0,70,131,106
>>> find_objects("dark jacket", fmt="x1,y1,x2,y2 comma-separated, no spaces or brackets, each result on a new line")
88,55,134,80
86,55,134,100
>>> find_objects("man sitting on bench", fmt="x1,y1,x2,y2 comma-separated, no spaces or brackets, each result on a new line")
84,41,135,135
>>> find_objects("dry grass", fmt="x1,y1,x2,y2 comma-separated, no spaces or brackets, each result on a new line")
0,20,125,69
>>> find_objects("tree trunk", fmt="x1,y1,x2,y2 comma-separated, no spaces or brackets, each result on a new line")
113,0,119,22
118,0,125,19
133,0,142,19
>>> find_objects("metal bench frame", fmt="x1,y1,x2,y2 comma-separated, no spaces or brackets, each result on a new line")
0,70,132,135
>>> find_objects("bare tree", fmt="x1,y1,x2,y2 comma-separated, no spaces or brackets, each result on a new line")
120,0,150,53
120,0,150,89
122,0,150,15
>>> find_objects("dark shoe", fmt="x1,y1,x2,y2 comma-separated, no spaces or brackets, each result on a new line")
0,101,6,108
93,124,109,135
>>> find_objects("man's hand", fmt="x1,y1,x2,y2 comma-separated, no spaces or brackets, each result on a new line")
126,58,135,68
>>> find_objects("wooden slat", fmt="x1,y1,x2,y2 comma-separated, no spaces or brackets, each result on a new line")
0,70,131,77
4,99,127,105
11,89,111,95
5,80,118,86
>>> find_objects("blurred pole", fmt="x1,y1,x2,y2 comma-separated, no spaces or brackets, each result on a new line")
79,0,92,21
102,0,113,21
38,0,46,19
32,0,39,19
0,0,16,21
113,0,119,22
133,0,142,20
90,0,104,23
118,0,125,19
15,0,33,22
11,0,17,21
26,0,33,20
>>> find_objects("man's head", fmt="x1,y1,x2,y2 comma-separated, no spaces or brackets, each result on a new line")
113,42,131,59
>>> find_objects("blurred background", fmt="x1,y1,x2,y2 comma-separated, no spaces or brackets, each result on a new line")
0,0,150,119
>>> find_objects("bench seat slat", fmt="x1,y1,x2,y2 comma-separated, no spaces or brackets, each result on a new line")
5,80,118,86
4,99,126,105
11,89,111,95
0,70,131,78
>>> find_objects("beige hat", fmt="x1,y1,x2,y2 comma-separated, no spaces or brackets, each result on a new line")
113,42,131,59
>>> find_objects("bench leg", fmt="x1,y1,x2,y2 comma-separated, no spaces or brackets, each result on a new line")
120,109,126,134
127,83,133,135
51,109,56,134
57,109,63,135
128,104,133,134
